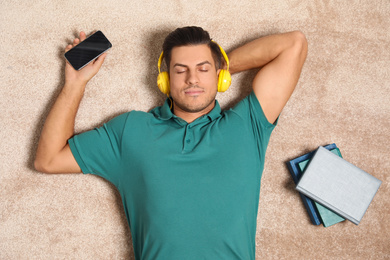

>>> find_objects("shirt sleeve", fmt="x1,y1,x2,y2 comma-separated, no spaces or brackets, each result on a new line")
68,112,130,187
229,91,277,159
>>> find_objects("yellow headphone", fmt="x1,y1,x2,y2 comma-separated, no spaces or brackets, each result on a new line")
157,42,232,96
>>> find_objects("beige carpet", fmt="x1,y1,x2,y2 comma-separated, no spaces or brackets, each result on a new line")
1,0,389,259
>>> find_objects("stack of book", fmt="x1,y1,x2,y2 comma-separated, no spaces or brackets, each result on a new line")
287,144,381,227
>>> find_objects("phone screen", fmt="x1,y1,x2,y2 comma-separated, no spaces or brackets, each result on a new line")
64,31,112,70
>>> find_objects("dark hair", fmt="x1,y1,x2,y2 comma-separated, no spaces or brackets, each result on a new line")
162,26,222,72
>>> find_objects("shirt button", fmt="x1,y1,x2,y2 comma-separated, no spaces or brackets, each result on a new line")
186,139,191,143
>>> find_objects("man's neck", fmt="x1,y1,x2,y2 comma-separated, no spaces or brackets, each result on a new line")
173,101,215,123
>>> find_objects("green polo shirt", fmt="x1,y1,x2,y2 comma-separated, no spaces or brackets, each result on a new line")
68,91,276,260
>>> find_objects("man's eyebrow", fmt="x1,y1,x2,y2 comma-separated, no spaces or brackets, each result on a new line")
173,61,212,68
173,63,188,68
196,61,212,66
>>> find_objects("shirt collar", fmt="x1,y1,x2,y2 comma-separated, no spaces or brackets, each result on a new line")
152,98,222,122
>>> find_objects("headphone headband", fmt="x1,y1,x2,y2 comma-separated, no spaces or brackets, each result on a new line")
158,51,164,73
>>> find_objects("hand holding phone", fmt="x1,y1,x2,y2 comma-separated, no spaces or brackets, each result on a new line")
65,30,112,71
64,31,111,86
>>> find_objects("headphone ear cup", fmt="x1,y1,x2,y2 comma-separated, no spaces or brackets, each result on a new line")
217,69,232,92
157,71,170,95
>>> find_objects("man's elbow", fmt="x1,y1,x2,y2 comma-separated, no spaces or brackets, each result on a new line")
34,151,81,174
292,30,307,43
34,158,51,173
291,31,308,58
34,157,59,174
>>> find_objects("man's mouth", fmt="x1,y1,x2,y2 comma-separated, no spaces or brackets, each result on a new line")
184,86,204,96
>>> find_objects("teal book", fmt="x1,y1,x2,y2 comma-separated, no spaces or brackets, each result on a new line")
298,148,345,227
286,143,339,225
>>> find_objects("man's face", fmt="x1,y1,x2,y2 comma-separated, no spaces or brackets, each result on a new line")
169,44,220,115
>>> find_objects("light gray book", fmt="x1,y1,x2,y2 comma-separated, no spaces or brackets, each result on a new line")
296,146,381,225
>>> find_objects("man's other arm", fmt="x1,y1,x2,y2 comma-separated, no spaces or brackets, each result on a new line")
227,31,308,124
34,31,107,173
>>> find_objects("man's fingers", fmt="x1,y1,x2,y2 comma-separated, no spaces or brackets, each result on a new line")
65,44,73,52
79,31,86,41
73,38,80,45
93,53,107,68
65,30,86,52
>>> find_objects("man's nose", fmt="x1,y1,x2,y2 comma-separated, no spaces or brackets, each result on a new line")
186,70,199,85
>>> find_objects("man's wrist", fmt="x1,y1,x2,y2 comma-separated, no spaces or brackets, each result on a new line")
63,81,87,98
64,80,87,90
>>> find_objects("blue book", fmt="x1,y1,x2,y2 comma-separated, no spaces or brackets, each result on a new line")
286,143,338,225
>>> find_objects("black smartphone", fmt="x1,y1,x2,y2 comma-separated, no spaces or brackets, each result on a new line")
64,31,112,70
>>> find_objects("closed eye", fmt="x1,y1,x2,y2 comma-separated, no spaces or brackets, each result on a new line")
198,65,210,72
174,68,187,74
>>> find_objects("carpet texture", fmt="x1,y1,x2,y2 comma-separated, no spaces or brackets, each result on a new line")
1,0,389,259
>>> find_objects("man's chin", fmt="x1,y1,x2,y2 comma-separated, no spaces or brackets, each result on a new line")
173,99,216,114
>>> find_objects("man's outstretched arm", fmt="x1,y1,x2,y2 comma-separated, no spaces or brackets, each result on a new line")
227,31,308,124
34,31,107,173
